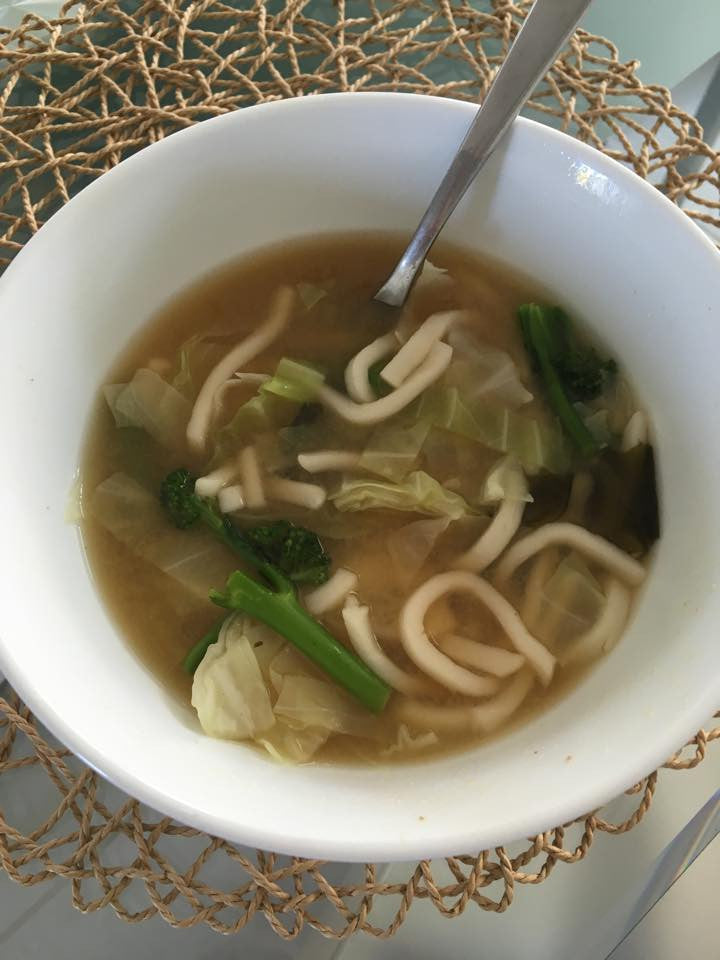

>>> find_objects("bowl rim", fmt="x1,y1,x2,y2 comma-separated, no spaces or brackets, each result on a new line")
1,91,720,861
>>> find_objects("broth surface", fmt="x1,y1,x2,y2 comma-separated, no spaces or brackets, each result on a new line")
80,233,651,764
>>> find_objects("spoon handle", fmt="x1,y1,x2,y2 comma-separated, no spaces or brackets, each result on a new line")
374,0,593,307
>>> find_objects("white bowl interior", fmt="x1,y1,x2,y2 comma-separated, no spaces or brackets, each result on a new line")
1,94,719,861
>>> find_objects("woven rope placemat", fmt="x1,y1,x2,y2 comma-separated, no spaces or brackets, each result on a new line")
0,0,719,940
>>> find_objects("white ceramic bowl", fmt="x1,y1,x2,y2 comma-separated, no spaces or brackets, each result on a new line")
1,93,719,862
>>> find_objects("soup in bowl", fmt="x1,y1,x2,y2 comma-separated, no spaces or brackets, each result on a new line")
81,233,657,765
0,93,718,860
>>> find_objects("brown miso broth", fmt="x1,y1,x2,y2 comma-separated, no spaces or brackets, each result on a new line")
80,233,657,765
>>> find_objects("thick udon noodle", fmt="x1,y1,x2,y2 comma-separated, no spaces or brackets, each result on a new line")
79,234,657,765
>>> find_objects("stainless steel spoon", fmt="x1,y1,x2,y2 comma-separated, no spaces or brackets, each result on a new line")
375,0,594,307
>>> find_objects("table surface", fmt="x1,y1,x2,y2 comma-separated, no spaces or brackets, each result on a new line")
0,2,718,957
580,0,720,88
0,691,718,960
1,0,720,87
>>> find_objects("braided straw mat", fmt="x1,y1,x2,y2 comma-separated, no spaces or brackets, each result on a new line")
1,0,719,941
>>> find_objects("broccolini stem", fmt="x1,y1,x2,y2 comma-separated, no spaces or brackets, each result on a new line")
210,571,391,713
182,618,223,675
196,502,287,587
162,470,388,710
518,304,598,457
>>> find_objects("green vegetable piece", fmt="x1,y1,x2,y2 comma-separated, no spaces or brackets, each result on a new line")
261,357,326,403
212,390,300,465
242,519,330,586
296,282,329,310
182,619,223,675
103,369,190,450
170,333,216,399
416,385,570,475
160,469,328,582
161,469,389,711
585,443,660,556
548,307,617,401
417,385,486,443
331,470,472,519
358,419,430,481
210,571,390,714
160,467,204,528
518,303,603,457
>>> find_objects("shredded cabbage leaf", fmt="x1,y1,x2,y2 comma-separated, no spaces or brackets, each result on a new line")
533,554,606,653
416,385,570,475
416,385,486,443
170,334,218,399
380,724,439,756
90,472,235,598
296,282,330,310
358,419,431,481
190,629,351,762
506,413,570,475
412,259,451,292
386,516,450,587
212,390,300,464
258,723,329,763
261,357,325,403
213,356,324,461
420,427,494,493
103,368,190,450
273,674,378,738
233,618,286,681
65,473,83,524
268,644,316,694
191,625,373,762
447,327,533,408
481,455,532,504
191,630,275,740
331,470,473,519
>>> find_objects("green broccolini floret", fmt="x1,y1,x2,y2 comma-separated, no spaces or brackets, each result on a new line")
160,469,389,713
161,467,270,573
160,466,203,528
560,348,616,402
181,618,223,676
550,304,617,402
242,520,330,586
520,305,616,401
518,304,616,456
160,469,330,585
